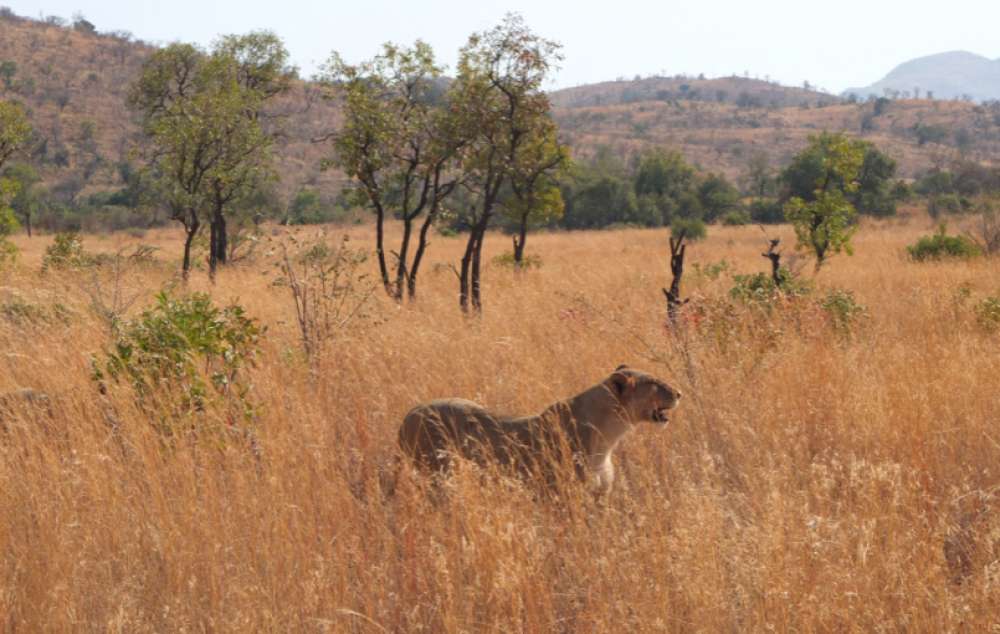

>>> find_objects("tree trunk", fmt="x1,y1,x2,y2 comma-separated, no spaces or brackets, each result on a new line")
208,219,218,281
182,209,199,282
471,231,484,311
24,214,31,238
373,207,391,296
394,217,413,302
512,211,528,266
408,209,437,300
215,211,227,266
459,229,476,314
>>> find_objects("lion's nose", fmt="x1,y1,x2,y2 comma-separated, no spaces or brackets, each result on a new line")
675,391,682,401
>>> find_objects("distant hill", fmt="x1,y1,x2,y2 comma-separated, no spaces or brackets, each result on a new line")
550,76,839,109
843,51,1000,102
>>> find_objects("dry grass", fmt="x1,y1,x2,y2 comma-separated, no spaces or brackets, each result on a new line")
1,216,999,631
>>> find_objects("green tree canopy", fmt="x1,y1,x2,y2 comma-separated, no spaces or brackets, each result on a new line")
128,34,292,279
783,132,866,270
321,40,463,300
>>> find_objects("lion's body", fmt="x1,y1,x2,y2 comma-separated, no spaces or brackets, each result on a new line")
398,367,680,493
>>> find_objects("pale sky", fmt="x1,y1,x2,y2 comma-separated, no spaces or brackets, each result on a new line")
4,0,999,93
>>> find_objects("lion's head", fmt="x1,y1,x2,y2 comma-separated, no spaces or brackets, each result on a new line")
606,365,682,425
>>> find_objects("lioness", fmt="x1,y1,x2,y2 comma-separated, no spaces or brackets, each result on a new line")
398,365,681,493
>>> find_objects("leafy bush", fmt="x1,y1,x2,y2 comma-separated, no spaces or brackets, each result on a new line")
819,288,867,336
927,194,966,219
692,259,730,281
671,217,706,241
975,296,1000,332
907,226,982,261
729,268,811,306
749,198,785,224
93,292,263,430
41,231,91,271
720,209,752,225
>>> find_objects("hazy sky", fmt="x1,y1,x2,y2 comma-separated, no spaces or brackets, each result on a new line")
4,0,1000,93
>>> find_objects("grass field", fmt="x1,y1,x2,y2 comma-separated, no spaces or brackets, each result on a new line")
1,216,999,631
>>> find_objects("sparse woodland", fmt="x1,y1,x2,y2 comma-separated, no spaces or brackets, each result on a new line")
1,6,1000,633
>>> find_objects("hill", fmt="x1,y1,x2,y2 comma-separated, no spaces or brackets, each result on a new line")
843,51,1000,102
3,9,1000,228
0,10,343,205
551,94,1000,182
550,75,839,109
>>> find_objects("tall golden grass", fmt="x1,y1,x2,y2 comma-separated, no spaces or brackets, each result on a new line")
1,217,998,631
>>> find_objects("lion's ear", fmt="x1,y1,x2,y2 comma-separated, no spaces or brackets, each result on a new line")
609,370,635,397
615,364,629,372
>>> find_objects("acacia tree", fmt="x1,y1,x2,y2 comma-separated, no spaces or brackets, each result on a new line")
783,132,866,271
128,34,291,280
452,14,563,312
322,41,463,300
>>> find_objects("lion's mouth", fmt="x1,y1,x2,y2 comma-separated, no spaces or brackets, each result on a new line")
652,408,671,424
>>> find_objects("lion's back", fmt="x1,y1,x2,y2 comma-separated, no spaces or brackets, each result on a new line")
399,398,506,469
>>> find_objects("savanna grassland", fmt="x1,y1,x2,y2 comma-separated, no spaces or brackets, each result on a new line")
1,216,999,632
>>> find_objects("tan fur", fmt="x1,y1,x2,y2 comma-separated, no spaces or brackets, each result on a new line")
398,366,681,493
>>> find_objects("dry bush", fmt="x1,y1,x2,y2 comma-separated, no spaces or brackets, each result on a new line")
0,219,999,631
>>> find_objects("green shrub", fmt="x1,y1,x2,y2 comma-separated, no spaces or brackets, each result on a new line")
692,259,730,281
720,209,752,226
41,231,91,271
975,296,1000,332
927,194,966,219
730,268,811,306
749,198,785,224
907,226,982,261
671,217,707,241
93,292,262,431
819,288,867,336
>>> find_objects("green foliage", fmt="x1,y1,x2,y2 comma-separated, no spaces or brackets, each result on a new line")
907,225,982,261
42,231,89,271
697,173,741,221
93,292,262,428
749,198,785,224
493,251,542,270
127,34,292,276
819,288,866,336
927,193,967,219
853,148,901,217
0,100,29,261
0,100,31,170
782,134,897,217
974,296,1000,332
721,209,752,225
692,259,730,281
729,268,811,306
671,217,706,241
783,132,866,269
282,188,358,226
